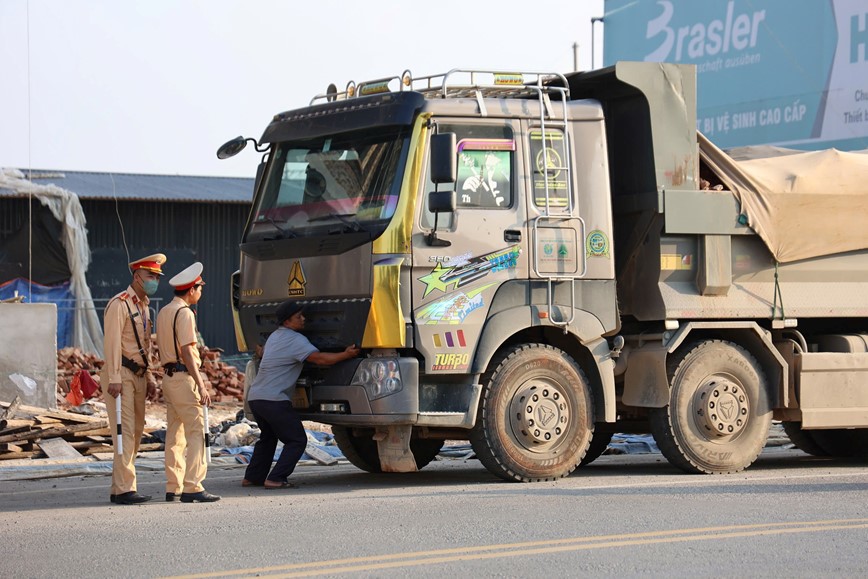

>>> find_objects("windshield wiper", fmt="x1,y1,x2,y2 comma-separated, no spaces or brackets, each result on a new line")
256,216,296,239
307,212,368,234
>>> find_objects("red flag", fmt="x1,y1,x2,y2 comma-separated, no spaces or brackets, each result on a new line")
66,372,84,406
79,370,100,399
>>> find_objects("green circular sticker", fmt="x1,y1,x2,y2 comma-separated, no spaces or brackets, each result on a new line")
586,230,610,258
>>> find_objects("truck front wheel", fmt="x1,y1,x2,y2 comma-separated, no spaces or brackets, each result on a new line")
470,344,594,482
650,340,772,474
332,427,445,473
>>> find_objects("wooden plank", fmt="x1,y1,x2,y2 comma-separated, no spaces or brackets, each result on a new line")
304,443,338,466
34,417,62,425
0,420,109,444
0,420,34,430
0,402,104,424
0,456,95,467
0,425,32,438
0,395,22,430
0,443,24,453
92,443,163,461
82,445,114,456
69,440,102,449
38,438,83,459
71,427,111,438
0,450,40,460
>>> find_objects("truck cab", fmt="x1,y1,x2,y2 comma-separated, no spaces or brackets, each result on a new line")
229,70,620,480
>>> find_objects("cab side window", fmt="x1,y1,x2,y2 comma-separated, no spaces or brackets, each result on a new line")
422,123,515,229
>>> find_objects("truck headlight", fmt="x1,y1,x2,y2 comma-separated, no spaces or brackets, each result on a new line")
351,359,402,400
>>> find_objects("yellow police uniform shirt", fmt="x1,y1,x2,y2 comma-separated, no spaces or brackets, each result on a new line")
156,297,201,368
103,286,153,384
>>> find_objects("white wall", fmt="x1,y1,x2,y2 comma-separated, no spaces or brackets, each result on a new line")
0,303,57,409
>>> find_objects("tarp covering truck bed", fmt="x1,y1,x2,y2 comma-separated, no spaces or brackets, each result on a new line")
699,132,868,263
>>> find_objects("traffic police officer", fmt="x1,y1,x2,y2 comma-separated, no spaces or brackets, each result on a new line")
102,253,164,505
156,262,220,503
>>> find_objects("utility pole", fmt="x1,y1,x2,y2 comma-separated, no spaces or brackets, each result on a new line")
572,42,579,71
591,16,604,70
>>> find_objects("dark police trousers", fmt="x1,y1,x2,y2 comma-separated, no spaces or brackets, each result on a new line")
245,399,307,483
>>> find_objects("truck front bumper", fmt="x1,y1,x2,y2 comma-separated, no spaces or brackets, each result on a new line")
299,357,420,426
296,357,481,429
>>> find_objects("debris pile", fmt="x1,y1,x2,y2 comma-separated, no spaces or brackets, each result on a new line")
0,395,160,461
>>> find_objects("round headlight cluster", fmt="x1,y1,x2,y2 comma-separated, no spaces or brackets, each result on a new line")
351,359,403,400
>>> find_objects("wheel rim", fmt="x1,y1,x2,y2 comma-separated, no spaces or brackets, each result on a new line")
508,378,571,453
692,375,750,441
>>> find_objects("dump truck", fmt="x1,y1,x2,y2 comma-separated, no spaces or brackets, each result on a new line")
219,62,868,482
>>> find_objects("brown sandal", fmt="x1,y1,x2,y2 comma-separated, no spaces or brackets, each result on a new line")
241,479,263,487
263,481,297,489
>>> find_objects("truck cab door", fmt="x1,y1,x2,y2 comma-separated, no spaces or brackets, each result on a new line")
412,120,528,374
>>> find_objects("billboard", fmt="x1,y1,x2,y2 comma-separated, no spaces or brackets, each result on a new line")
603,0,868,151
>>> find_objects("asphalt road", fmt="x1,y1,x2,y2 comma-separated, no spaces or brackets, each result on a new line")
1,447,867,578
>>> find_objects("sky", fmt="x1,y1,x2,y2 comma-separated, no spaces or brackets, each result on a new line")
1,0,605,178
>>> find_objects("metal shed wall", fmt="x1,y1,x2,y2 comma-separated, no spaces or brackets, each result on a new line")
1,197,251,356
82,199,250,356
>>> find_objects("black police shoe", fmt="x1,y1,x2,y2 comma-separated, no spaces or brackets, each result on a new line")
114,491,152,505
180,491,220,503
166,493,181,502
109,494,116,503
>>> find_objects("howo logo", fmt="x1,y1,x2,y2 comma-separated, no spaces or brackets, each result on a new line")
719,400,736,421
537,405,555,427
645,0,766,62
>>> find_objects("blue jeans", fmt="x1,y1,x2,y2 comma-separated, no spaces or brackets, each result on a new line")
244,399,307,483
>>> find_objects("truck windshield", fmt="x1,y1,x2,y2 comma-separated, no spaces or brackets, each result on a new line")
249,126,411,240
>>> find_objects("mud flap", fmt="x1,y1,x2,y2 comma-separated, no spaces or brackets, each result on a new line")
373,425,418,472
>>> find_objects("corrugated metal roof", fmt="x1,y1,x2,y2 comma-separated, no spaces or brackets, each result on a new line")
0,169,255,203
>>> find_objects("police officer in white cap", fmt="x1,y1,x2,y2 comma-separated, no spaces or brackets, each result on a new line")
156,262,220,503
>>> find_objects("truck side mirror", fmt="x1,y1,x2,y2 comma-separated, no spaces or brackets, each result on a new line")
428,190,456,214
425,132,457,247
430,133,457,184
217,136,248,160
426,190,456,247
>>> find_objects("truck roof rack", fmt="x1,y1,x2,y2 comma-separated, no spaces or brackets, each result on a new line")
310,69,571,105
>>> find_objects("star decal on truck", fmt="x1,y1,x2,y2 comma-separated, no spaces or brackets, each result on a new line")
418,246,521,298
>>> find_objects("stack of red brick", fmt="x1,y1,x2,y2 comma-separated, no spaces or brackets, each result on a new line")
55,345,246,404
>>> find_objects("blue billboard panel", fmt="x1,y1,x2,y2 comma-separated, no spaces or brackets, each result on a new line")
603,0,868,150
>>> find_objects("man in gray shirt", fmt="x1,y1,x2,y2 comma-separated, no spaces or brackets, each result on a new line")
243,301,359,489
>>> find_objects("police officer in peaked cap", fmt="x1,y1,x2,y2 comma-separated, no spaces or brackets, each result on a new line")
101,253,165,505
156,262,220,503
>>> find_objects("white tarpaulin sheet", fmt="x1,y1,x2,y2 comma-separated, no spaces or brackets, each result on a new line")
699,133,868,263
0,168,104,355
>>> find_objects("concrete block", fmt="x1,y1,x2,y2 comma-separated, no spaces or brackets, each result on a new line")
0,303,57,409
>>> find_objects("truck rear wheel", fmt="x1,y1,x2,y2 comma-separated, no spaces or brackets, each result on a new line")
469,344,594,482
650,340,771,474
809,429,868,458
331,427,445,473
781,421,829,456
